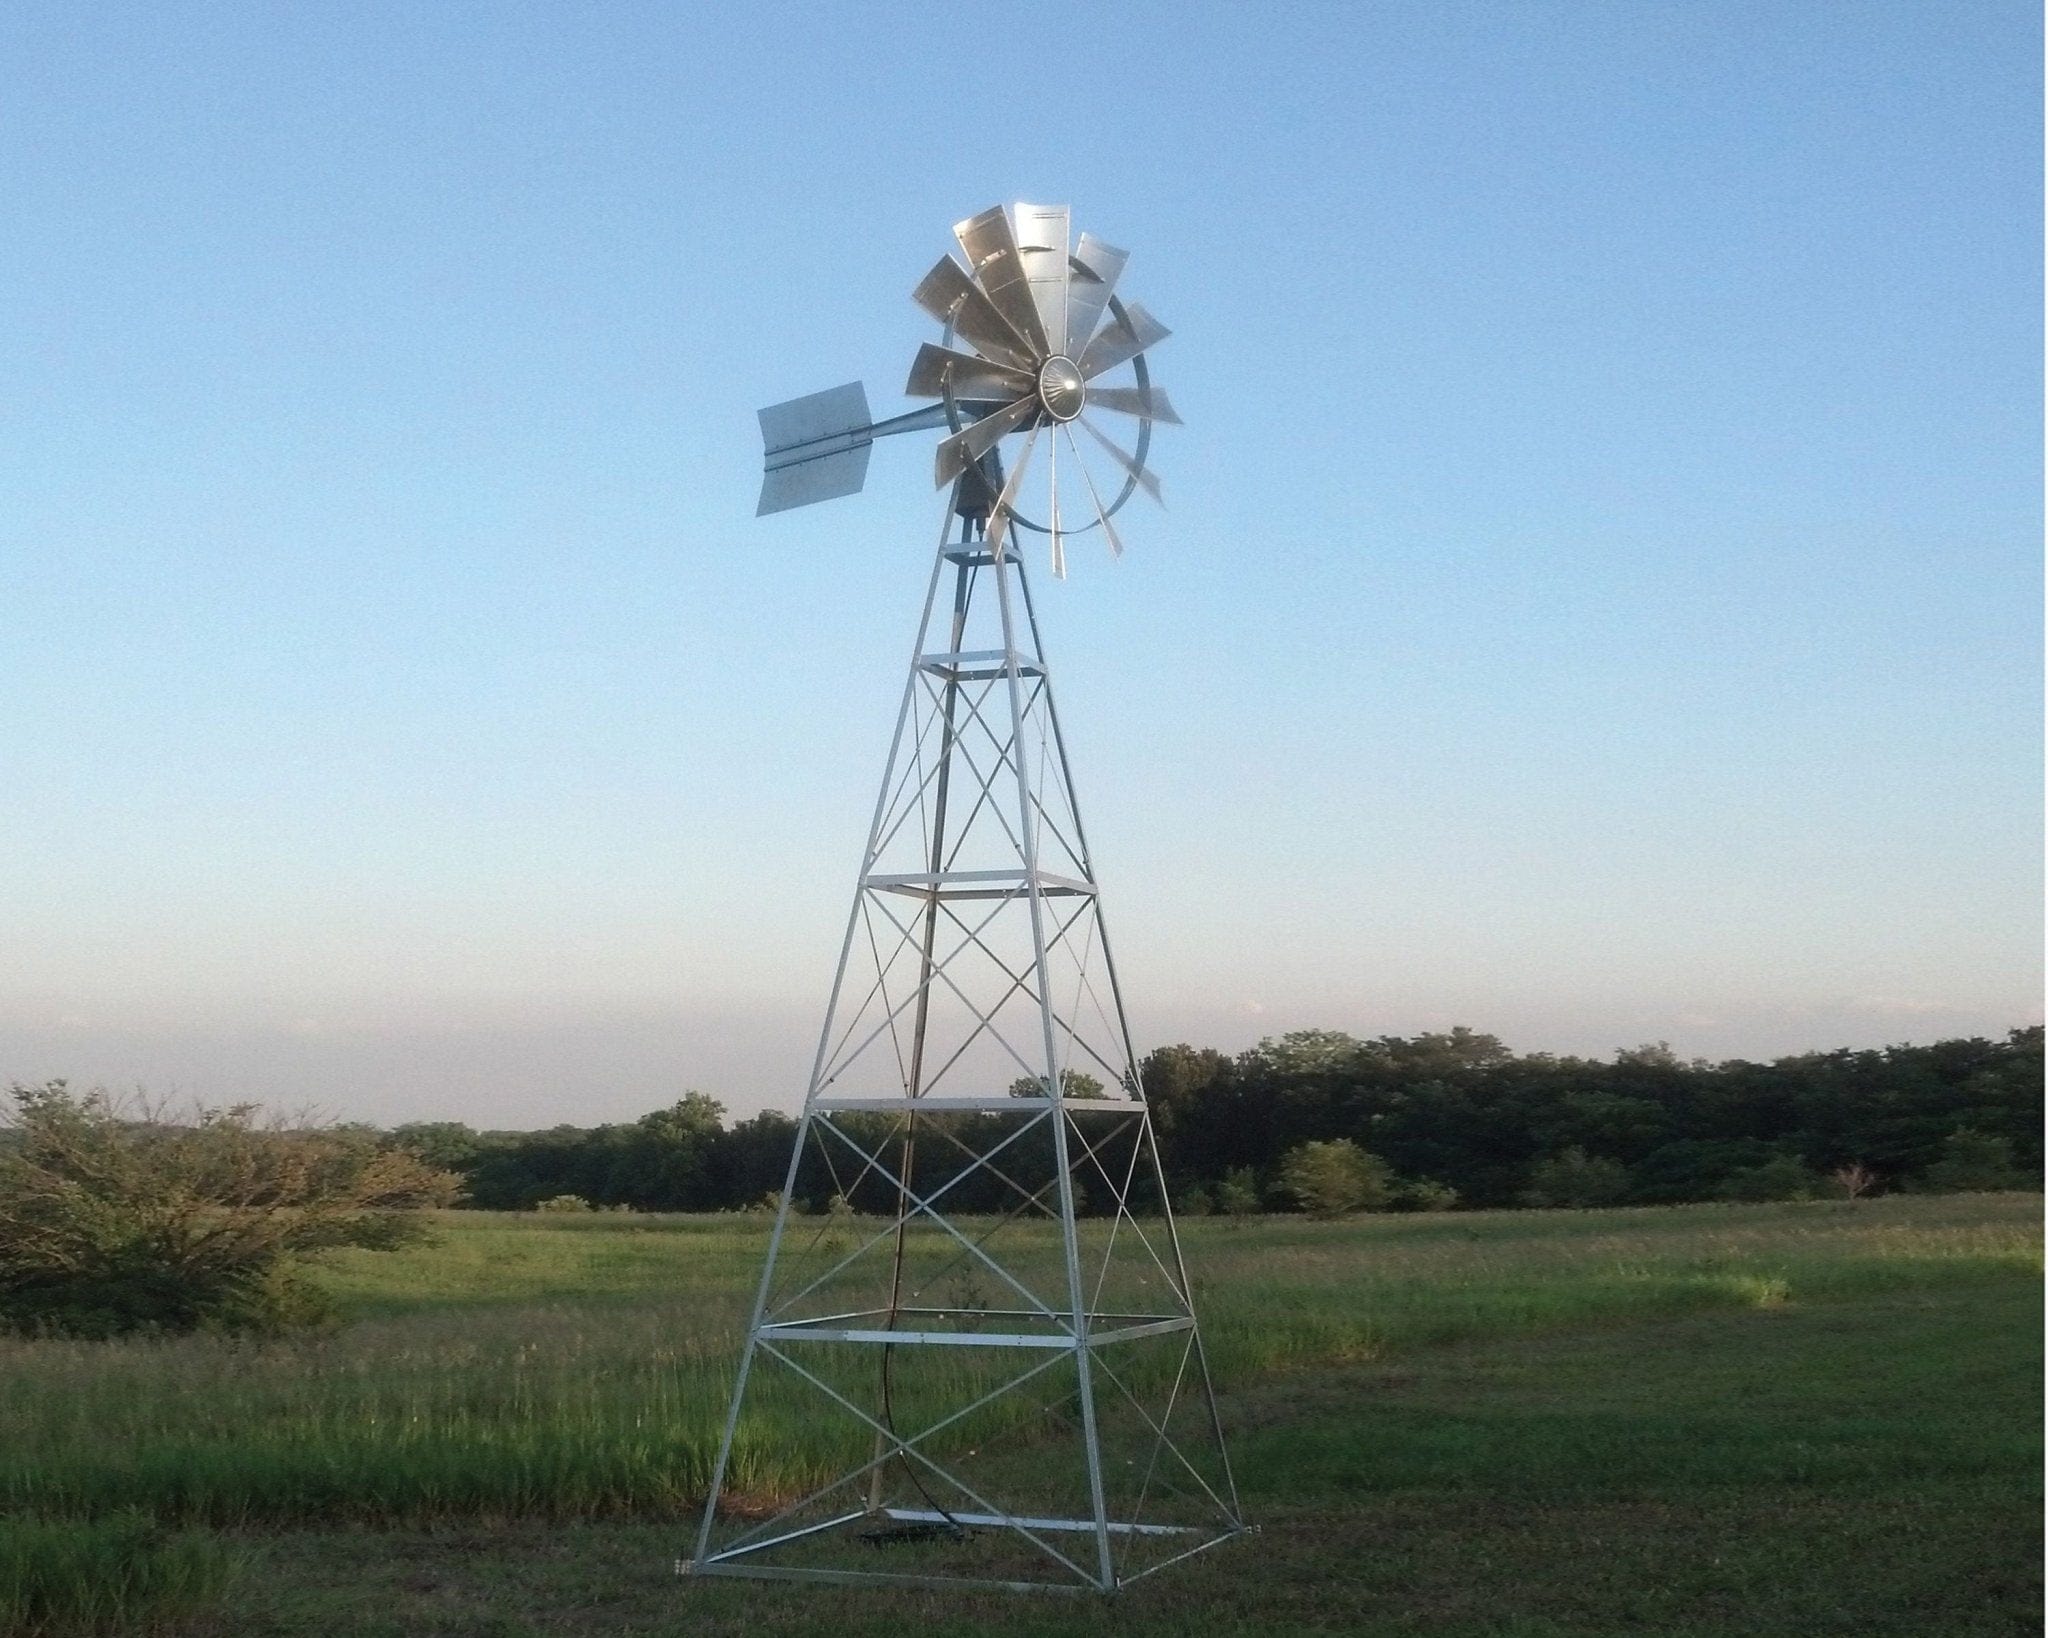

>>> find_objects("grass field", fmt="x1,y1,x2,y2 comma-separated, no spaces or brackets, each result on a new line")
1,1194,2038,1634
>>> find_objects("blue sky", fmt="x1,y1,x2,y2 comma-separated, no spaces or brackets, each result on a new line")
2,1,2038,1127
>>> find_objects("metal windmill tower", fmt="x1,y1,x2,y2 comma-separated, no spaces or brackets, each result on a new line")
687,204,1243,1594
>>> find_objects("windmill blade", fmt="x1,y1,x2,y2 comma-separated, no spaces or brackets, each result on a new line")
1077,302,1170,382
954,206,1051,360
985,425,1041,557
1085,384,1182,425
933,394,1037,488
1063,233,1128,361
911,256,1037,372
1013,202,1071,358
904,342,1034,404
1078,414,1162,503
1062,424,1124,558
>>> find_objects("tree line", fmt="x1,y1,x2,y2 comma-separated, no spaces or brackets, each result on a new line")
3,1024,2037,1337
380,1024,2043,1213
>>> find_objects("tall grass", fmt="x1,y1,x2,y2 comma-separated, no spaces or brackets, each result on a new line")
0,1512,237,1635
0,1196,2034,1528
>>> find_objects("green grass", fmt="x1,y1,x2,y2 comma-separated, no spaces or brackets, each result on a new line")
0,1513,238,1637
0,1195,2037,1634
217,1273,2040,1637
0,1197,2034,1526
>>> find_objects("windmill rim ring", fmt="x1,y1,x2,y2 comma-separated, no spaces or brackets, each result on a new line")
941,283,1155,539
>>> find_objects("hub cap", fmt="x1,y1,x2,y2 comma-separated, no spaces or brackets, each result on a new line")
1037,355,1085,422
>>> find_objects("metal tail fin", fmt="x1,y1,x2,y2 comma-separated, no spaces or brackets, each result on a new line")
756,382,874,516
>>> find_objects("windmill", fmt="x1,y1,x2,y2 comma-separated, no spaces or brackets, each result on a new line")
687,204,1243,1594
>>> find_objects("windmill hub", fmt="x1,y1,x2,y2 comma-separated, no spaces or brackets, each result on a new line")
1036,355,1085,422
753,201,1182,577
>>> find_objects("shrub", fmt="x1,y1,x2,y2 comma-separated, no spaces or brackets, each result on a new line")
534,1193,594,1213
1278,1140,1393,1217
1395,1178,1461,1212
1214,1168,1261,1223
1523,1146,1632,1209
1718,1154,1818,1203
0,1082,461,1338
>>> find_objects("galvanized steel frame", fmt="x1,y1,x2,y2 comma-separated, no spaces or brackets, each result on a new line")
687,496,1242,1593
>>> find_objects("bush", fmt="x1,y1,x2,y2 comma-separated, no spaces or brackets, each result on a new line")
1214,1168,1260,1222
1523,1147,1632,1209
1279,1140,1394,1217
534,1194,594,1213
1395,1178,1461,1212
0,1082,462,1338
1718,1154,1818,1202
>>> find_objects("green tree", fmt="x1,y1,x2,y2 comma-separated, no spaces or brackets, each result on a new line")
606,1093,727,1209
384,1121,480,1174
1921,1128,2026,1193
0,1082,461,1337
1522,1146,1631,1208
1278,1139,1393,1217
1006,1070,1107,1100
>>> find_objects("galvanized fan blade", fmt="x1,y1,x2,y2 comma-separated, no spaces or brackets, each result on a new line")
1063,233,1128,360
1013,202,1071,359
905,342,1034,403
1047,425,1065,579
954,205,1051,360
911,256,1037,372
933,394,1037,489
1078,414,1162,503
1062,424,1124,558
1085,384,1182,425
985,425,1040,557
1077,302,1170,381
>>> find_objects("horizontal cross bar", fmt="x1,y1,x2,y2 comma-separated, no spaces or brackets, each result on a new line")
756,1313,1192,1349
883,1507,1198,1539
759,1323,1074,1348
917,648,1046,681
864,868,1096,898
809,1094,1141,1113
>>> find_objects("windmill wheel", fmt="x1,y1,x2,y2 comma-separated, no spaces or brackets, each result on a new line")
906,204,1179,575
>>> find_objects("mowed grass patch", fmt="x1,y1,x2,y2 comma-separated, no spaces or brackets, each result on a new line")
216,1275,2041,1637
0,1197,2035,1528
